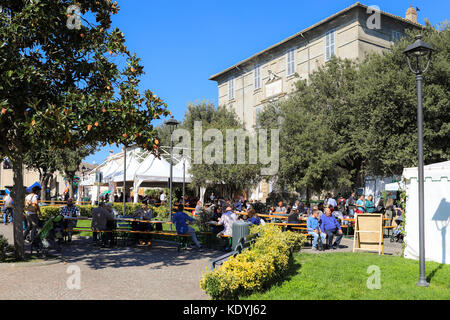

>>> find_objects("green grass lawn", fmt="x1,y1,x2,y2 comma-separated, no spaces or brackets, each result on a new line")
241,252,450,300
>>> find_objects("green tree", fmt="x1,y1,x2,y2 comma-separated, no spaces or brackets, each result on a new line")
180,102,263,200
0,1,169,259
355,22,450,176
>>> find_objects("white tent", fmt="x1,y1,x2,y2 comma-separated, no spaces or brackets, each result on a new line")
106,153,141,183
133,154,193,202
403,160,450,264
385,181,406,192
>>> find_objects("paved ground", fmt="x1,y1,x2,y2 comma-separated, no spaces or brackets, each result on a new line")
0,223,214,300
0,223,402,300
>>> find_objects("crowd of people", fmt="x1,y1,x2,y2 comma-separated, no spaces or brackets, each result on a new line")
1,187,405,252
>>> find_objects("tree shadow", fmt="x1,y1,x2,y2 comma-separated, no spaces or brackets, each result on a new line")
58,237,218,271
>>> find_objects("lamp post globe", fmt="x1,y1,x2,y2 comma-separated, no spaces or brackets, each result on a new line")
404,34,433,287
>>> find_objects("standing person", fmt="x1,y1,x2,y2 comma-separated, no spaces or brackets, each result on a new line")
209,192,215,202
2,191,13,225
320,207,343,250
365,195,376,213
346,192,356,217
327,193,337,209
337,194,346,212
172,204,202,250
355,194,366,214
307,209,327,250
23,186,41,244
194,200,203,216
60,198,80,242
160,191,166,205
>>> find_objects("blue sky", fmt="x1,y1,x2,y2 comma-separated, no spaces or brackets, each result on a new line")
84,0,449,165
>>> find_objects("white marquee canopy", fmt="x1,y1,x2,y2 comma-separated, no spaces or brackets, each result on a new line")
81,147,193,203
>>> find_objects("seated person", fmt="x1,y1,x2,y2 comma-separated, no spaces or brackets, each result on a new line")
275,201,286,214
216,206,237,238
332,206,344,223
171,204,202,250
59,198,80,242
320,207,343,250
210,206,224,235
307,209,326,250
132,201,154,245
247,208,261,226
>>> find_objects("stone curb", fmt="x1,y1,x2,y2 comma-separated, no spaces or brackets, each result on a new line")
0,257,63,268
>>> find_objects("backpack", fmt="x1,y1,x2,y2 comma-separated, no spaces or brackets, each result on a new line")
24,194,38,212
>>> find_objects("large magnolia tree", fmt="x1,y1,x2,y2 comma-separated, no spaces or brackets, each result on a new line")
0,0,169,259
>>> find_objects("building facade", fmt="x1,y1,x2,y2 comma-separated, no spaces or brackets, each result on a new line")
209,3,422,201
210,3,421,131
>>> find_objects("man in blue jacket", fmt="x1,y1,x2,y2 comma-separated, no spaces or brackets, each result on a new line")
172,204,202,250
321,207,343,250
307,209,326,250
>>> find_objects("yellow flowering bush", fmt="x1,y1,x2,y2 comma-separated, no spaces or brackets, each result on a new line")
200,224,306,300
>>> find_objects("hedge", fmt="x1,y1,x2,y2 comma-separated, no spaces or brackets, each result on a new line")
39,203,170,220
200,224,306,300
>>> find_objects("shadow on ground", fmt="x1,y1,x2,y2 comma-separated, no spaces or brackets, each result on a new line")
57,237,219,271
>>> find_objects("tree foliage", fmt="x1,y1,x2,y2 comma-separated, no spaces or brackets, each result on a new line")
0,0,170,259
258,23,449,196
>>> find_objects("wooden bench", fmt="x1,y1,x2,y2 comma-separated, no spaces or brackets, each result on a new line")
210,233,259,270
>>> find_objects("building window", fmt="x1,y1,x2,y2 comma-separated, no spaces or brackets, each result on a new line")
286,48,296,76
228,77,234,100
392,31,403,42
254,65,261,90
325,29,336,61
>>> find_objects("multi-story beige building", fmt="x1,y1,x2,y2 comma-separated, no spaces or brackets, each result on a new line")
210,3,421,130
209,3,422,200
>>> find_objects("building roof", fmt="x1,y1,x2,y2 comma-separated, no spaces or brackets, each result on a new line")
209,2,423,81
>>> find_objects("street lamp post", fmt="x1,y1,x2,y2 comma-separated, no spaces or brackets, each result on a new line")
404,34,434,287
164,118,180,228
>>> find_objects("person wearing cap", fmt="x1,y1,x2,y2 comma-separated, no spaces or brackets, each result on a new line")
23,186,41,244
60,198,81,242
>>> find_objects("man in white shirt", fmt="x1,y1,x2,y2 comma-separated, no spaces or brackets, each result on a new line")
327,193,337,208
160,192,166,205
216,206,237,237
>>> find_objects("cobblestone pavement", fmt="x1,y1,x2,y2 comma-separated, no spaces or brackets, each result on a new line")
0,223,214,300
0,223,403,300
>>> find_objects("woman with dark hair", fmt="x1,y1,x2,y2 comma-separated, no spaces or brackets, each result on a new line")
247,208,261,226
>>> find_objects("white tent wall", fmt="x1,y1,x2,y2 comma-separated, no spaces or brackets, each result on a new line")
364,175,401,204
403,161,450,265
133,154,193,203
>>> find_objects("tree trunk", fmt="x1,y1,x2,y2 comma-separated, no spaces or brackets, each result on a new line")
39,173,51,201
306,186,311,204
68,175,74,199
12,157,25,260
